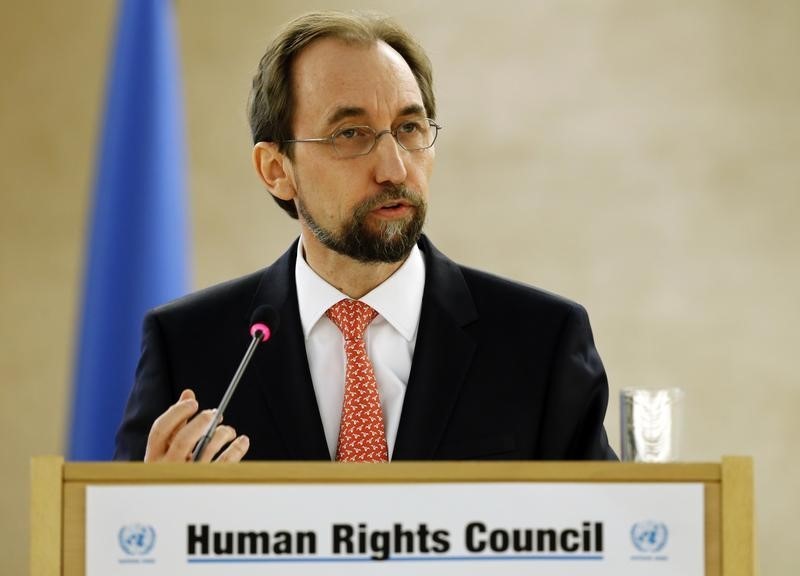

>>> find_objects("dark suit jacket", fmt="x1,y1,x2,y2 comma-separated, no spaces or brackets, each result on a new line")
115,236,616,461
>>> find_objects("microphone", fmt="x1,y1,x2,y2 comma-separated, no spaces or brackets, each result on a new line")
192,305,280,461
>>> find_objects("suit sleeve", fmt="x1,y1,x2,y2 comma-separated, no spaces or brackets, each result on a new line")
538,304,618,460
113,311,176,460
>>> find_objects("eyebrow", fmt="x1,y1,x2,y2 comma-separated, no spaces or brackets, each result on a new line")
325,106,367,128
398,104,426,118
323,103,427,129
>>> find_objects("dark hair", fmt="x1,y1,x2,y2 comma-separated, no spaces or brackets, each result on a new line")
248,11,436,218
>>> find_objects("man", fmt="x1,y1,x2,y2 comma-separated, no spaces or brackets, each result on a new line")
115,11,616,462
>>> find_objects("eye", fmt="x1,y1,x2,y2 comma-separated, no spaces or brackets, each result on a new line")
335,126,371,140
397,120,422,134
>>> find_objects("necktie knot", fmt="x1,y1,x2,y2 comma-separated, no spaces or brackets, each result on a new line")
326,299,378,341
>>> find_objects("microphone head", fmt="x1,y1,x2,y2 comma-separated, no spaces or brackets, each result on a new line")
249,305,280,342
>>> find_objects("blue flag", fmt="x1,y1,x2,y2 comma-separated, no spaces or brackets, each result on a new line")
69,0,189,460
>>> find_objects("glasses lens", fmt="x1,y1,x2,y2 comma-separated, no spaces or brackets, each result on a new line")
332,126,375,157
397,119,436,151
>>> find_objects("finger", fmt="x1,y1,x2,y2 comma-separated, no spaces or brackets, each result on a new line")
197,425,237,463
167,390,199,444
216,435,250,463
165,409,219,461
144,396,200,462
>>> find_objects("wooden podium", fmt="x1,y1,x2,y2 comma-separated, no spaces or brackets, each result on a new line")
30,456,754,576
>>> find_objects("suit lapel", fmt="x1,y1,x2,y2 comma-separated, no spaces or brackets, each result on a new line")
246,241,329,459
393,237,478,459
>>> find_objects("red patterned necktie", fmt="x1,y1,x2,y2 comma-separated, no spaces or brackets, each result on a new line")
326,299,388,462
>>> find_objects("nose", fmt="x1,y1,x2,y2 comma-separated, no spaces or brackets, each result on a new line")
371,131,408,185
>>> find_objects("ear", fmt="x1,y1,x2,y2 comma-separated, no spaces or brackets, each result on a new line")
252,142,296,201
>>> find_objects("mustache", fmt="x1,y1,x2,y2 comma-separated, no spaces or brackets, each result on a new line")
357,185,424,214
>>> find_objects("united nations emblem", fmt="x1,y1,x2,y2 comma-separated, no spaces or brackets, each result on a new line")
118,523,156,556
630,521,668,553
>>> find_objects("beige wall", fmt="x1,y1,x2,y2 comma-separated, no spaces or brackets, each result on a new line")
2,1,798,573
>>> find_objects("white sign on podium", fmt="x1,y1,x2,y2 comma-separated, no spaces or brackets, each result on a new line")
87,482,703,575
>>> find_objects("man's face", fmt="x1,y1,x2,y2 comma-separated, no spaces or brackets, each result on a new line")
285,37,434,263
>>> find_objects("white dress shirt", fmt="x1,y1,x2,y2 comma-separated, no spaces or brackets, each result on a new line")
294,237,426,460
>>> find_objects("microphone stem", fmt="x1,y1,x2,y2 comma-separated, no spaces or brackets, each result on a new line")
192,331,263,461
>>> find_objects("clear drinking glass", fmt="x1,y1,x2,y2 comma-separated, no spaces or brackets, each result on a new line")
620,387,685,462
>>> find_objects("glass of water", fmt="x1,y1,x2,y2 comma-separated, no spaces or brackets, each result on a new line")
620,388,685,462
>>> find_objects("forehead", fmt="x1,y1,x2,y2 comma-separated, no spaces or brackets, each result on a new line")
290,37,424,128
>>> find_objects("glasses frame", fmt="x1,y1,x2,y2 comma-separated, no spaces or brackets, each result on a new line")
281,118,442,158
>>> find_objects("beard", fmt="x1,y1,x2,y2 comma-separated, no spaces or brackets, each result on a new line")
297,184,427,264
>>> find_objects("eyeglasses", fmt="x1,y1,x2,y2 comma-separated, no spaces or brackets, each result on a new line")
282,118,442,158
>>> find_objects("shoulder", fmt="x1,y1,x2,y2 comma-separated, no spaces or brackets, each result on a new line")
152,268,265,319
419,235,586,329
460,265,582,313
459,265,589,339
144,269,267,342
145,240,298,336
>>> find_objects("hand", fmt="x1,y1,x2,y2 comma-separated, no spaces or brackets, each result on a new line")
143,389,250,462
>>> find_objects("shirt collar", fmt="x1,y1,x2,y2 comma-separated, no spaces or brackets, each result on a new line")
295,236,426,342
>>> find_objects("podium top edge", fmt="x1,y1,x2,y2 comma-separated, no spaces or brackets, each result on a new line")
48,460,737,483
